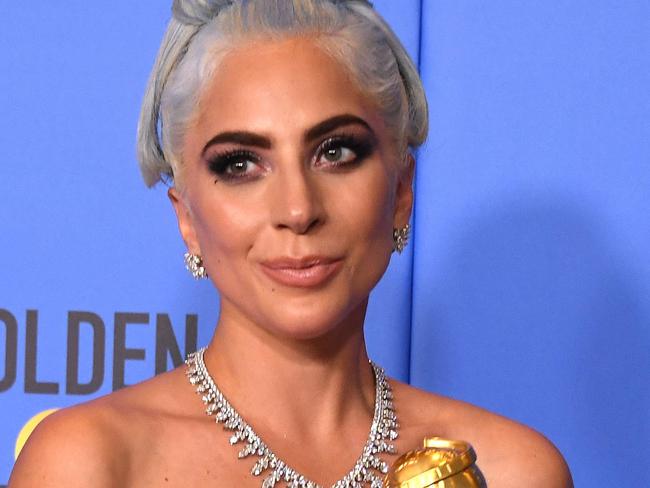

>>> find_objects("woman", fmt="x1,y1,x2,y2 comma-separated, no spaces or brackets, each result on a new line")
9,1,572,486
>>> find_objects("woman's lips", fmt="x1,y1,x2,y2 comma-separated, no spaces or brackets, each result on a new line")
259,257,343,288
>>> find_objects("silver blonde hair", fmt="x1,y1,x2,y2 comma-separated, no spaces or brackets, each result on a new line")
137,0,429,187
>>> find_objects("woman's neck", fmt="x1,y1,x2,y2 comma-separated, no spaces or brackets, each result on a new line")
202,299,376,443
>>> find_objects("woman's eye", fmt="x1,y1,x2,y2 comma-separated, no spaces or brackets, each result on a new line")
315,136,372,168
322,146,355,164
208,151,263,182
226,160,252,175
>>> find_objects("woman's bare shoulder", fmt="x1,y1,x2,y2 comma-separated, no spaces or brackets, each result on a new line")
8,398,127,487
391,380,573,488
9,367,193,488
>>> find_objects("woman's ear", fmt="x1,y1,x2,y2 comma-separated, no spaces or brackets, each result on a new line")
168,187,201,255
393,153,415,227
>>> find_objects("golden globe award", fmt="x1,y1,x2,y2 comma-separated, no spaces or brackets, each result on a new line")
385,438,487,487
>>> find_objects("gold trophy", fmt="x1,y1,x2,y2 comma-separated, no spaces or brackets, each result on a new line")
384,438,487,487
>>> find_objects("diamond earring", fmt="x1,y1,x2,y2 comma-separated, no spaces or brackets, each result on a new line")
393,224,411,254
184,252,208,279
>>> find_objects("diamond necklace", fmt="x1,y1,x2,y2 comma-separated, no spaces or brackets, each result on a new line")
186,347,398,488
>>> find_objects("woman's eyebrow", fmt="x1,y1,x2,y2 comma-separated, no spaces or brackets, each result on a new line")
201,114,374,157
201,131,272,157
304,114,375,142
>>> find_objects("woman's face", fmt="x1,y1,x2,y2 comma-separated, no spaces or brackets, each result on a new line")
171,37,413,339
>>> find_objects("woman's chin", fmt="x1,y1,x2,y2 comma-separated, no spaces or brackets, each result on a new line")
253,299,364,343
262,313,353,342
217,279,369,342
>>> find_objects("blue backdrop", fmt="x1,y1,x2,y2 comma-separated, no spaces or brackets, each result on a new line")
1,1,648,486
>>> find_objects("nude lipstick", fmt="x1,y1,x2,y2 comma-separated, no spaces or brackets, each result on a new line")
259,256,343,288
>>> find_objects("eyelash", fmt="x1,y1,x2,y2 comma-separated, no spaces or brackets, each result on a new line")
207,150,261,183
206,133,374,183
315,134,374,169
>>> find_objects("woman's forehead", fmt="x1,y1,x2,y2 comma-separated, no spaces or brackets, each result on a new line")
192,37,385,140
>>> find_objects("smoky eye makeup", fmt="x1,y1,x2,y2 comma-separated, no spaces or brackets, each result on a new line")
203,129,377,183
206,149,264,183
313,132,377,169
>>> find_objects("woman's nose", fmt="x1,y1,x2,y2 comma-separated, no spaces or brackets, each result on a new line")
269,166,325,235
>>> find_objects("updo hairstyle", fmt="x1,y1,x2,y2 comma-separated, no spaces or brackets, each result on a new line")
137,0,428,187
